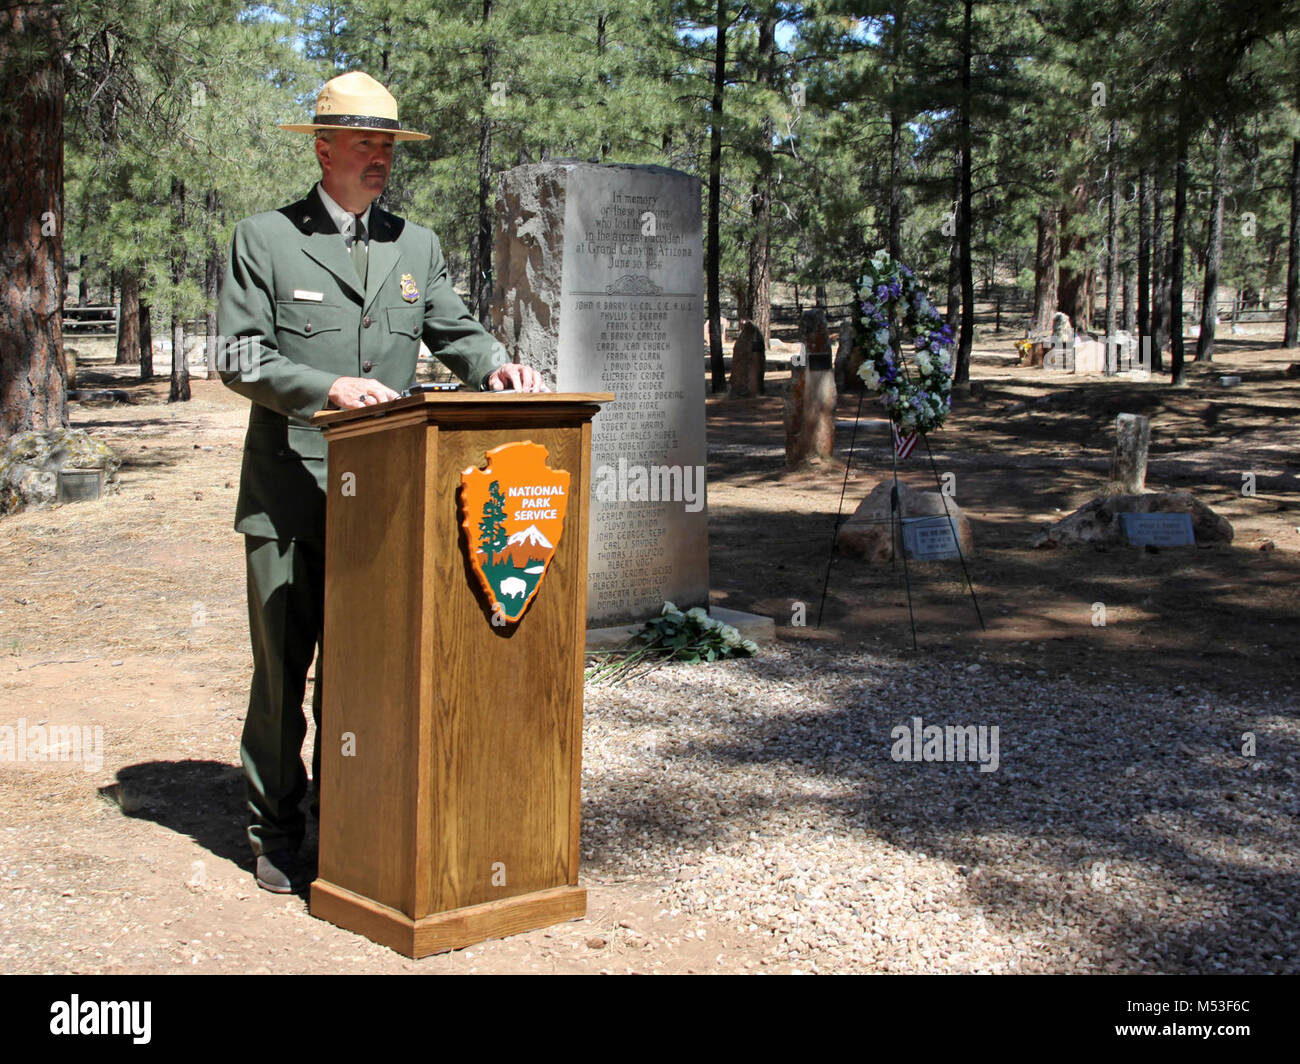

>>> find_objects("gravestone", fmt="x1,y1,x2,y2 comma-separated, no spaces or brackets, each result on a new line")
729,320,764,398
1110,413,1150,493
784,308,836,465
492,162,709,626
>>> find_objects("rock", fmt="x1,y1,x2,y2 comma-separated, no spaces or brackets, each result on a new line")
0,429,121,516
1285,363,1299,379
68,389,131,403
1031,491,1233,548
729,320,765,398
1258,539,1276,552
837,480,973,562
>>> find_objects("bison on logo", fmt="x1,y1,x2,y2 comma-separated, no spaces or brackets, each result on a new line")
459,441,570,624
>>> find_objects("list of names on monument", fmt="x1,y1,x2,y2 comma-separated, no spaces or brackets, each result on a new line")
555,164,708,624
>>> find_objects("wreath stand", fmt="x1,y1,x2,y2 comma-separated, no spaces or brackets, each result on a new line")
816,343,985,650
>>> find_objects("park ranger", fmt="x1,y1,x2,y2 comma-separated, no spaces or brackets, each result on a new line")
217,71,545,893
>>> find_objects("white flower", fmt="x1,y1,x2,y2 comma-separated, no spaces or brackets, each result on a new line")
719,625,741,646
859,364,880,389
661,601,678,615
914,352,932,373
741,639,759,655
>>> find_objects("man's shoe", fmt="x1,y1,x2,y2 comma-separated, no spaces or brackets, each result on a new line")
255,850,312,894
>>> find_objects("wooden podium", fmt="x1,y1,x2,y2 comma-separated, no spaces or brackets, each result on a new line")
308,392,610,957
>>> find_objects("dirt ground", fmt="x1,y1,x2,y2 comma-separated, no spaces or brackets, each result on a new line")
0,325,1296,974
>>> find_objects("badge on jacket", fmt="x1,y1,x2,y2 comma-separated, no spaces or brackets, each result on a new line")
400,274,420,303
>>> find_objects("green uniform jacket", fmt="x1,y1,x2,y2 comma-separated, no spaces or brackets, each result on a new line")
217,185,507,540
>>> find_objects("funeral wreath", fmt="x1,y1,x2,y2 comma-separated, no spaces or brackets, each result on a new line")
856,252,955,435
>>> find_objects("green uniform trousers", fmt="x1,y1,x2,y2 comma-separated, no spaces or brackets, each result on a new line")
241,535,326,856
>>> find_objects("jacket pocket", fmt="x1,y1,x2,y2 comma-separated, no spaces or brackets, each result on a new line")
386,305,423,339
244,420,327,462
276,301,344,339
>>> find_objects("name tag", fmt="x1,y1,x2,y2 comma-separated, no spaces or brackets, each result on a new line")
292,290,324,302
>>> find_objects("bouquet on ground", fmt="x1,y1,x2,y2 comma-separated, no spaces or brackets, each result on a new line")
585,601,758,686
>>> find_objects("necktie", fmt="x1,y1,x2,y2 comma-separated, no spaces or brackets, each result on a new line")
351,214,368,285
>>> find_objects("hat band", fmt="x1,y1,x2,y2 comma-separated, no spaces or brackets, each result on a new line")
313,113,400,131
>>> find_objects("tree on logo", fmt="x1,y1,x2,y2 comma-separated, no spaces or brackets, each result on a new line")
478,480,509,565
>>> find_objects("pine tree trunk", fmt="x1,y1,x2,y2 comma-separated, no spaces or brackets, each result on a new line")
887,10,906,259
1170,131,1189,385
954,0,974,385
1104,121,1120,345
117,270,141,365
888,103,902,259
706,0,728,393
1123,263,1136,332
1032,205,1058,334
470,0,495,323
745,13,774,360
1137,169,1151,342
1057,123,1091,334
1197,125,1228,362
0,2,67,437
205,188,220,380
1150,175,1167,373
140,302,153,379
1285,138,1299,348
169,177,190,402
946,147,961,335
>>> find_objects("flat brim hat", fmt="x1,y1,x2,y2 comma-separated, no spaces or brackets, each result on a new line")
279,70,430,141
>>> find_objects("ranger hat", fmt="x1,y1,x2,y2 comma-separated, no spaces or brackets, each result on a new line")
279,70,429,141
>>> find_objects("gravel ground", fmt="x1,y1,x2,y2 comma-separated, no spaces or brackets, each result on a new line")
581,642,1299,974
3,344,1297,973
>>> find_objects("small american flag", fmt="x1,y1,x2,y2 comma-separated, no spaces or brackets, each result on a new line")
893,424,918,459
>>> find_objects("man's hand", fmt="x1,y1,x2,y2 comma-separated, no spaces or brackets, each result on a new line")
486,364,549,393
327,376,402,410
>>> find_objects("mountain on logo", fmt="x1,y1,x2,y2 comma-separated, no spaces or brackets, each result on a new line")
508,525,553,550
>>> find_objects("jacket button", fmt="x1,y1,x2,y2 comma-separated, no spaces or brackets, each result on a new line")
362,315,373,328
362,360,374,372
303,323,312,333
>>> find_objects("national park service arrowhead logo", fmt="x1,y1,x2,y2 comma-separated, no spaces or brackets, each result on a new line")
460,441,569,624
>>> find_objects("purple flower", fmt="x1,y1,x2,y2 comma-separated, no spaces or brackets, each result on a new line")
875,284,890,301
862,301,875,315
